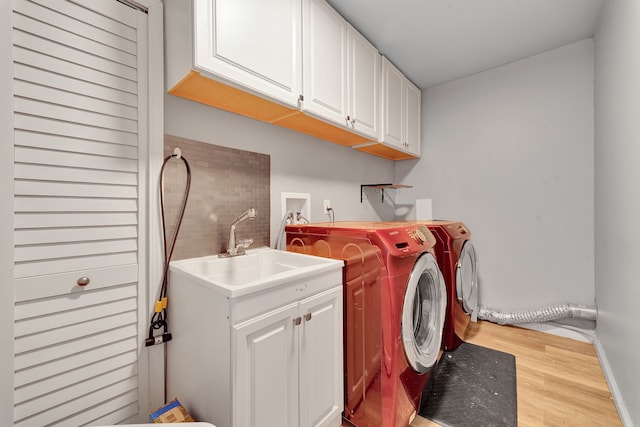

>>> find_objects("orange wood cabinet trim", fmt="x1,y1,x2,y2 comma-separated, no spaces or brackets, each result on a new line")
168,70,298,123
169,70,417,159
354,142,416,160
273,112,372,147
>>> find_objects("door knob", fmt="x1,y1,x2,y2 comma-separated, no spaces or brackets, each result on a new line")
77,277,90,286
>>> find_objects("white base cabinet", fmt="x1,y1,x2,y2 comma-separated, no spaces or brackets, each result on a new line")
167,260,343,427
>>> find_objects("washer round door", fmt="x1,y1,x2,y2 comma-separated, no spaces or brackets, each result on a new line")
401,253,446,373
456,241,479,321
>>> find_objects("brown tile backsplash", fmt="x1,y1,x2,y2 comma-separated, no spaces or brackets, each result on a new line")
163,134,270,260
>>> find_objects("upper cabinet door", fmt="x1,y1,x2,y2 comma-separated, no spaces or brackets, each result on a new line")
303,0,379,140
194,0,303,107
303,0,347,124
404,79,422,156
380,56,422,156
347,25,380,140
380,56,404,148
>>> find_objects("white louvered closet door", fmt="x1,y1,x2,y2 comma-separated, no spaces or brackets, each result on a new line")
12,1,146,425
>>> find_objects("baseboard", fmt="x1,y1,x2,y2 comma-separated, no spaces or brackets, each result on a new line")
515,319,596,343
593,336,633,427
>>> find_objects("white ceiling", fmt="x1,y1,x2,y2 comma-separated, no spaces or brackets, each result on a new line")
326,0,603,89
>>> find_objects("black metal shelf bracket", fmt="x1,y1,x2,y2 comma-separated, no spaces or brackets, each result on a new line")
360,183,412,203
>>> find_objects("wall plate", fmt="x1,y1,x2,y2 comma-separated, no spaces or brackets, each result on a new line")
281,192,311,224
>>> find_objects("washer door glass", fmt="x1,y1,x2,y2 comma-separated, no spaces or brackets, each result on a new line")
402,253,446,373
456,241,478,321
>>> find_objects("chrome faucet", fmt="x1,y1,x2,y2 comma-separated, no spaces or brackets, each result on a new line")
220,208,257,257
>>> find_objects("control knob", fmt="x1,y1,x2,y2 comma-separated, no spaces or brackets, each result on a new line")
410,228,427,245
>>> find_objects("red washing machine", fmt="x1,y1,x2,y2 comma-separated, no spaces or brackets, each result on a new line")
286,221,446,427
423,220,479,351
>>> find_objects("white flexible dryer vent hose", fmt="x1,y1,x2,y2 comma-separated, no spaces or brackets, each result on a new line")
478,303,597,325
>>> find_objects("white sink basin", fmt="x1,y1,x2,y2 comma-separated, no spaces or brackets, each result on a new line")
170,247,343,297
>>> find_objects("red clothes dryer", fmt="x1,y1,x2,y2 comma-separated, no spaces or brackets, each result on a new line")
423,220,479,351
286,221,446,427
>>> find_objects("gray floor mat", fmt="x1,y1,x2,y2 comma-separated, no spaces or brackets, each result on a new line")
419,342,517,427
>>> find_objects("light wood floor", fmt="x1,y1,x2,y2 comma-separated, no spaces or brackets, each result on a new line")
411,320,622,427
343,320,622,427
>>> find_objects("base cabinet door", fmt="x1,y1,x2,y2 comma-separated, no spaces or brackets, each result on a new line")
233,286,343,427
234,302,300,427
299,286,344,427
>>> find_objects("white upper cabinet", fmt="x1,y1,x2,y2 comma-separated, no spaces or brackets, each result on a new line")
302,0,347,124
303,0,379,140
346,24,380,140
166,0,418,159
193,0,303,108
380,56,404,148
404,79,422,156
380,56,422,156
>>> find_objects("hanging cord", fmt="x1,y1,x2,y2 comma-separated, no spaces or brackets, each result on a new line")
326,207,335,224
146,150,191,348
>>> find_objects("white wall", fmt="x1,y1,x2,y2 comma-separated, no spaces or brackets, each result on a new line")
164,95,397,246
396,39,595,311
594,1,640,424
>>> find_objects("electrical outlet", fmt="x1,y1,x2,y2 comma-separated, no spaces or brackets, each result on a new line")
323,199,331,214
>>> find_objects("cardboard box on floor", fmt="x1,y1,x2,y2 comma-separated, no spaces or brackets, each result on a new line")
149,398,196,423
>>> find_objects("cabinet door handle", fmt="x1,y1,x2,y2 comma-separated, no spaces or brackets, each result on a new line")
345,116,350,126
351,118,356,127
305,312,312,322
293,317,302,326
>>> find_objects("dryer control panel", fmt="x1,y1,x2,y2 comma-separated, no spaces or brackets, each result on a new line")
376,225,436,256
